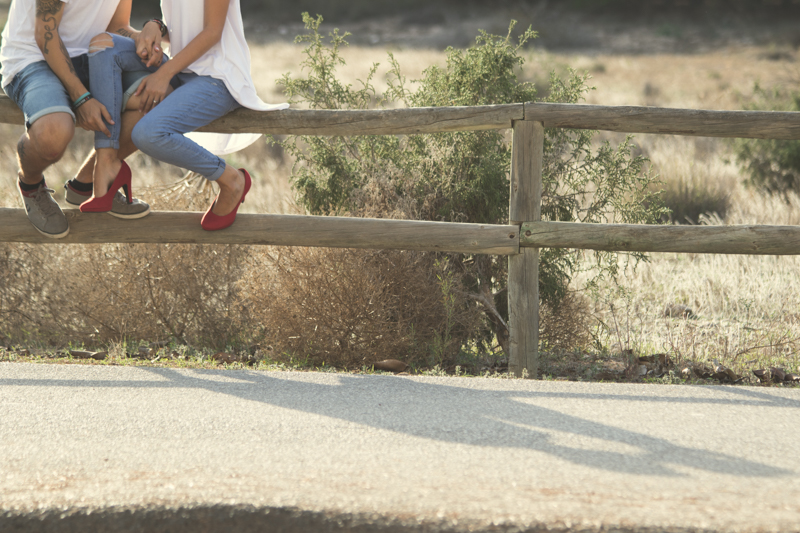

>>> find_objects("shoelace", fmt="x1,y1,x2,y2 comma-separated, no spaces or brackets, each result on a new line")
32,187,60,217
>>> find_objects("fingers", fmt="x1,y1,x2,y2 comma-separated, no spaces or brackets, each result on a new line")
136,37,151,60
146,46,162,68
132,74,169,114
76,101,114,136
98,120,111,138
145,95,161,114
138,92,164,114
140,93,156,114
100,106,114,137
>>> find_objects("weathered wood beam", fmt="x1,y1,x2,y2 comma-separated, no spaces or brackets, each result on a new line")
524,102,800,140
521,221,800,255
7,95,800,139
0,208,520,255
196,104,522,135
508,120,543,378
0,95,522,135
0,95,24,125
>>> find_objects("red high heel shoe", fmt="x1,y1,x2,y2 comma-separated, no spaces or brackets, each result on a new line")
201,169,252,231
79,161,133,213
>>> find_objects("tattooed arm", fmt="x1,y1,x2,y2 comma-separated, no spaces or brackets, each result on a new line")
34,0,86,101
107,0,166,68
34,0,112,134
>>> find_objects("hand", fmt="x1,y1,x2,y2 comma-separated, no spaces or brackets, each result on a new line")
135,22,164,68
135,70,172,114
75,98,113,136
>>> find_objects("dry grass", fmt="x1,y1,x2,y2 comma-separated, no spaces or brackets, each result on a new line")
524,45,800,384
237,247,485,371
2,36,800,383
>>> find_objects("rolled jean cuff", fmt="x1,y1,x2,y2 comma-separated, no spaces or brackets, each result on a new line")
121,77,145,110
28,105,74,127
94,136,119,150
207,159,227,181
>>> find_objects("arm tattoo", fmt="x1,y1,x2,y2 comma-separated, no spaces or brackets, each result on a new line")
40,15,56,55
58,36,77,75
17,138,27,163
35,0,63,17
36,1,74,75
116,28,134,38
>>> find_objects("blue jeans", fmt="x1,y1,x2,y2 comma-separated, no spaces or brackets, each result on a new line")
89,34,240,180
3,53,147,130
132,72,240,180
89,34,161,151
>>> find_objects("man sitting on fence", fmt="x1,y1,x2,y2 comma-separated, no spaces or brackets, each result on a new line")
0,0,161,238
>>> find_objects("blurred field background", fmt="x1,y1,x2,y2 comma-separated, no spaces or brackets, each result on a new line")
1,0,800,382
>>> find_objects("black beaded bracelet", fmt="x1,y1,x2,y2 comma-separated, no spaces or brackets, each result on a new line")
144,18,168,38
72,93,92,110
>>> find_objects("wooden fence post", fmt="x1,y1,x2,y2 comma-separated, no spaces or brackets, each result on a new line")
508,120,544,378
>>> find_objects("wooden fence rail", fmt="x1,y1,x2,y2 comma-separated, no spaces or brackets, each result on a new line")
2,94,800,377
0,208,518,254
521,221,800,255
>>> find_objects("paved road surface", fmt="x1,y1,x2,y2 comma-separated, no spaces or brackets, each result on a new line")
1,362,799,532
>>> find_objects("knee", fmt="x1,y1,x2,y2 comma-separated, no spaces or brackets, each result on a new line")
27,114,74,162
131,121,159,152
88,32,114,54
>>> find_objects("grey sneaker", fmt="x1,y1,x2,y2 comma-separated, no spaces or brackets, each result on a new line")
64,181,151,219
18,181,69,238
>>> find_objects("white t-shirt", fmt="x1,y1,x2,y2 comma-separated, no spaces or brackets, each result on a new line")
0,0,122,87
162,0,289,155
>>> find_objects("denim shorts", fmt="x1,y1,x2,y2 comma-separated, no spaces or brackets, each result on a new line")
2,55,147,130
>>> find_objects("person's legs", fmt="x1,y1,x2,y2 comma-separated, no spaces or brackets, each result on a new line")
5,61,78,184
88,34,160,198
17,113,74,183
132,74,238,178
3,60,82,237
71,68,150,185
68,35,163,216
65,106,152,218
131,74,249,222
71,109,141,185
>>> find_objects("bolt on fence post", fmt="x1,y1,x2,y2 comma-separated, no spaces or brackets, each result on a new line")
508,120,543,378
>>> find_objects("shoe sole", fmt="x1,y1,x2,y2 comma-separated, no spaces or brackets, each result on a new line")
65,197,151,219
107,206,151,220
32,225,70,239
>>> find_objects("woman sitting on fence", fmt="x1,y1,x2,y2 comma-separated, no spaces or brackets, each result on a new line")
83,0,288,230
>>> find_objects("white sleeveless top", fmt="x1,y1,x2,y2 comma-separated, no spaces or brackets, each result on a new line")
1,0,122,87
162,0,289,155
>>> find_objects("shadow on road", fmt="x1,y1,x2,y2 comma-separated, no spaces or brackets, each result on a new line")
3,368,796,478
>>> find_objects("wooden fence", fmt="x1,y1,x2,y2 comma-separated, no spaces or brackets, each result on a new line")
2,94,800,377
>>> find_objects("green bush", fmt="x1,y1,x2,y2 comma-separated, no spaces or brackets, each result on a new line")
659,174,731,224
276,14,664,357
732,84,800,196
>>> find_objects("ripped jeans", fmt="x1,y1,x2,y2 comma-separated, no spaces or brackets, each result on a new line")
89,34,241,180
89,34,160,151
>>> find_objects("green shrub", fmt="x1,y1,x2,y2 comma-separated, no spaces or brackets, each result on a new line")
659,174,731,224
732,84,800,196
275,14,664,359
